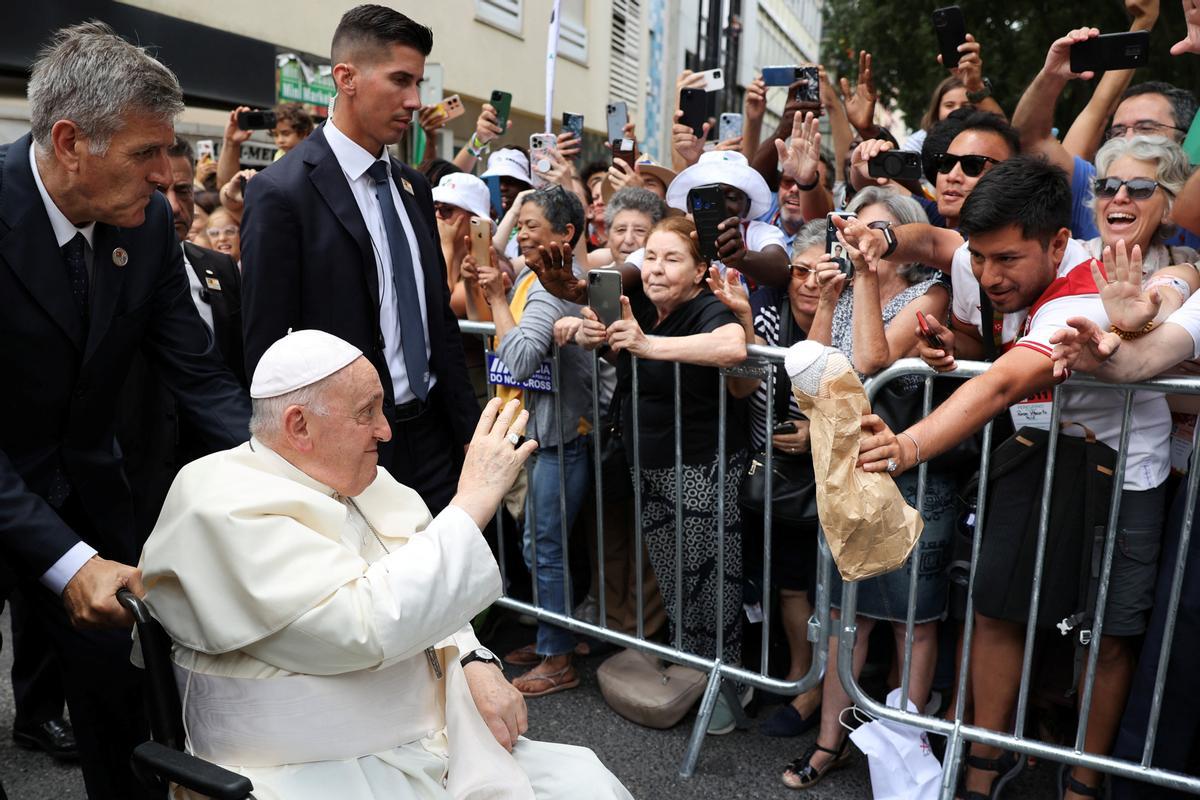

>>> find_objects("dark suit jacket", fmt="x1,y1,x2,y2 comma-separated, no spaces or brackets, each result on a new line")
183,241,246,387
240,125,478,458
0,134,250,578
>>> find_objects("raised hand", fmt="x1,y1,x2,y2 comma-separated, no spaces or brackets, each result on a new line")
474,103,507,146
706,266,752,326
418,104,449,134
556,131,583,161
714,216,749,266
606,295,652,357
672,109,710,167
775,111,821,186
454,398,539,529
839,50,877,133
575,306,609,350
948,34,986,93
836,213,889,261
223,106,253,146
745,77,767,123
849,138,896,188
1049,316,1122,377
1042,27,1101,81
1093,240,1159,331
526,241,586,304
1172,0,1200,55
815,256,847,304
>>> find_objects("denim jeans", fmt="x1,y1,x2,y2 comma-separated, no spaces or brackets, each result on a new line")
523,437,592,656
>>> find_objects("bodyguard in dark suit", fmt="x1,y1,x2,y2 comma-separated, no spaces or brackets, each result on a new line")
0,22,249,798
241,5,478,512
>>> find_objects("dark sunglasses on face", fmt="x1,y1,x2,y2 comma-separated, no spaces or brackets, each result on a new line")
932,152,1001,177
433,203,457,220
1092,177,1161,200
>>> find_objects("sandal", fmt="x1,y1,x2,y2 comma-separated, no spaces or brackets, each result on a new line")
958,749,1024,800
1058,763,1102,799
781,737,852,790
512,664,580,697
503,643,540,666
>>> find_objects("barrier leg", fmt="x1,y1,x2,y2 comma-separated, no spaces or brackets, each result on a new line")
678,663,724,778
940,721,965,800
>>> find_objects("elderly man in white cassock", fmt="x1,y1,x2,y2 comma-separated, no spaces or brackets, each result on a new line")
138,330,631,800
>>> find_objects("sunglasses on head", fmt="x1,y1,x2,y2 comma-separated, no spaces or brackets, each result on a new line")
932,153,1001,177
1092,177,1160,200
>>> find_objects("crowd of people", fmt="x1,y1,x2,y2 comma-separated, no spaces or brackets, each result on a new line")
4,1,1200,799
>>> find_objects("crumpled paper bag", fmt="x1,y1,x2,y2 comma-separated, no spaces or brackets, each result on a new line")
785,341,922,581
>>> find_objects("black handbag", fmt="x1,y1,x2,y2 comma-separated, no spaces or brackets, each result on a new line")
739,300,818,524
598,392,633,502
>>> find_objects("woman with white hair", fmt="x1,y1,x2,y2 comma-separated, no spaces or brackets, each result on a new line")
1086,135,1197,277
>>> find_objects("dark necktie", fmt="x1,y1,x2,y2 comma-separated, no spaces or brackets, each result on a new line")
365,160,429,401
62,232,89,326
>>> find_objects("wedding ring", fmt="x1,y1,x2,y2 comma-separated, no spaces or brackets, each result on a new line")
886,458,898,474
507,432,521,446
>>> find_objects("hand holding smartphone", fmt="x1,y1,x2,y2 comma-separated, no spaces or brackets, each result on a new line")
689,184,727,262
679,88,708,138
588,269,623,326
529,133,558,188
237,110,277,131
469,217,492,269
916,311,945,350
490,90,513,134
1069,31,1150,73
606,102,629,143
932,6,968,69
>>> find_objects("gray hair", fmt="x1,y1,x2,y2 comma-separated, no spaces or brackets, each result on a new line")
1091,135,1193,244
248,374,336,443
845,187,934,283
28,21,184,155
789,219,829,261
518,186,586,248
604,186,668,228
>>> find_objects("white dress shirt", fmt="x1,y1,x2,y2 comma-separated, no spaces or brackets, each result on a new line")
183,248,215,331
29,143,99,594
323,119,435,404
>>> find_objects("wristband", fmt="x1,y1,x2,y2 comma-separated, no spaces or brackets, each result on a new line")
1110,320,1156,340
467,132,490,157
1145,275,1192,304
794,174,820,191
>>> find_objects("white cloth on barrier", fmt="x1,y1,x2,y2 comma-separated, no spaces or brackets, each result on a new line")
849,688,942,800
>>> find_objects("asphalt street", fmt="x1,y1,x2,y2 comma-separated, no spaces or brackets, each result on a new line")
0,605,1062,799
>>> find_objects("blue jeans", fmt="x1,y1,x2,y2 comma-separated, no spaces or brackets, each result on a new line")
523,437,592,656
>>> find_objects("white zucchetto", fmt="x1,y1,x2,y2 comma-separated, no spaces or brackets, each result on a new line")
250,330,364,399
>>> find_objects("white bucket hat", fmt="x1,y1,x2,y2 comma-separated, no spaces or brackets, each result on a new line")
480,148,531,184
431,172,492,220
666,150,772,219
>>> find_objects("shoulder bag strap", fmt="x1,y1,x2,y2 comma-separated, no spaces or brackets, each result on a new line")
773,298,796,419
978,283,1000,363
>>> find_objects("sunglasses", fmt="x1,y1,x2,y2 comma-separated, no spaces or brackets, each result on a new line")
433,203,457,220
932,153,1001,177
1092,177,1161,200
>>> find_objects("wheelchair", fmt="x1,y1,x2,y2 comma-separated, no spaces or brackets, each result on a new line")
118,589,255,799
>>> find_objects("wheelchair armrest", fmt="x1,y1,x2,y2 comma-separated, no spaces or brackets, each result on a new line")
131,741,254,800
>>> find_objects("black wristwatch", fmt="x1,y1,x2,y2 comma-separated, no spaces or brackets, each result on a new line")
877,222,899,259
460,647,503,671
794,173,820,191
966,78,993,104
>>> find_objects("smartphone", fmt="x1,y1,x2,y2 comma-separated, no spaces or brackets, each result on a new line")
1070,31,1151,73
469,217,492,267
490,90,513,134
916,311,945,350
718,112,743,142
606,102,628,143
773,421,798,435
196,139,215,162
529,133,557,189
697,67,725,93
419,63,444,107
562,112,585,141
827,212,856,277
679,88,708,138
868,150,922,182
762,65,801,87
435,94,465,122
611,138,638,169
588,269,623,326
237,110,277,131
932,6,968,69
793,66,820,106
689,183,727,262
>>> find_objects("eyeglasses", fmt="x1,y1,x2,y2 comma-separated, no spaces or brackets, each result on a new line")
206,226,239,239
1105,120,1187,140
932,153,1001,177
1092,176,1161,200
791,264,819,276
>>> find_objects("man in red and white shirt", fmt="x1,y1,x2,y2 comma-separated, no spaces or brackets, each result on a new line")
853,156,1170,800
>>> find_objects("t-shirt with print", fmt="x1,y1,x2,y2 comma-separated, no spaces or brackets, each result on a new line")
619,290,748,468
987,237,1170,490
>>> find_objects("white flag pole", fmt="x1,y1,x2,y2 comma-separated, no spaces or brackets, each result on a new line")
545,0,562,133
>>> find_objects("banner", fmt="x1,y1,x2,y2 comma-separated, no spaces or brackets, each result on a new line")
544,0,562,132
487,354,554,393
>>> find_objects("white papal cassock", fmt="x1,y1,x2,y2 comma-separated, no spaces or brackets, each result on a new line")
138,439,631,800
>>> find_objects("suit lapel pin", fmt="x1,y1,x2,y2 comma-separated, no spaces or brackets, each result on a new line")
112,247,129,267
401,178,414,195
205,276,223,291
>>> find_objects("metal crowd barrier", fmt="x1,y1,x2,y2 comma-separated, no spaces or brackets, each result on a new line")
459,320,833,776
848,359,1200,798
460,316,1200,793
